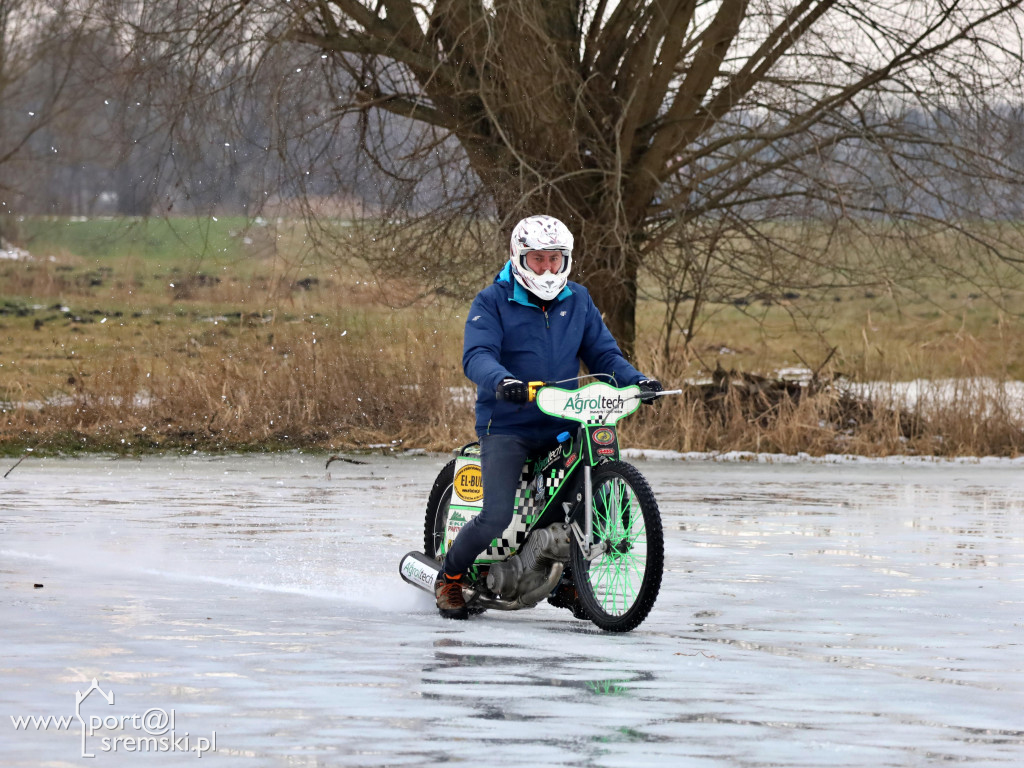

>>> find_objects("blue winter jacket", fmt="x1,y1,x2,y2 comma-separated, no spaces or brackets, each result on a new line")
463,262,645,441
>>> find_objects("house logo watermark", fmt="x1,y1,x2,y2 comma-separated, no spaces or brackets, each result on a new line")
10,679,216,758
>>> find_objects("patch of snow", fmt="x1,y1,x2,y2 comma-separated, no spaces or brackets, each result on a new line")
622,448,1024,465
847,378,1024,411
1,238,32,261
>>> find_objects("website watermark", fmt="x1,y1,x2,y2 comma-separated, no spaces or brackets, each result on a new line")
9,679,217,758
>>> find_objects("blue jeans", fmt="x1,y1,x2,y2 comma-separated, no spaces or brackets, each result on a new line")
440,433,554,577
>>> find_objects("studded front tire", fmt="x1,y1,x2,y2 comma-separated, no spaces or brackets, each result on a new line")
570,461,664,632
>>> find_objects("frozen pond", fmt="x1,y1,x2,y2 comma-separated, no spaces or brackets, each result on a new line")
3,453,1024,766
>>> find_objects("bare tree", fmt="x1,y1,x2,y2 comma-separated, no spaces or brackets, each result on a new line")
123,1,1024,357
0,1,94,234
1,1,179,223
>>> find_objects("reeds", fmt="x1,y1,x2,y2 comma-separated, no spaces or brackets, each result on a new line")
2,315,475,454
619,372,1023,458
5,331,1023,457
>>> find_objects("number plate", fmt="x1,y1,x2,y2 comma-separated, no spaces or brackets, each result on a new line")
536,382,641,425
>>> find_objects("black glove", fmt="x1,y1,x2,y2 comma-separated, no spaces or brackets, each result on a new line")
638,378,664,404
496,377,529,404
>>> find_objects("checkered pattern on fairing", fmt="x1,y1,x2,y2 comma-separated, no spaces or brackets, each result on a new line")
540,467,566,494
481,465,567,561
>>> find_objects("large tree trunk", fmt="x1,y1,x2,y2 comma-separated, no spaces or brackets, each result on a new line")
580,241,640,361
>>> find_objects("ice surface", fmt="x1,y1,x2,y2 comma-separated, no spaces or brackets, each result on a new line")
3,453,1023,766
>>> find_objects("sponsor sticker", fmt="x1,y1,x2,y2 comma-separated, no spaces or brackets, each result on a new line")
592,428,615,445
453,464,483,502
401,557,437,590
536,382,641,424
446,510,468,549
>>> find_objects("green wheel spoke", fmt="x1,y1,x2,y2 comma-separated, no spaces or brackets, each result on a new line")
571,461,664,631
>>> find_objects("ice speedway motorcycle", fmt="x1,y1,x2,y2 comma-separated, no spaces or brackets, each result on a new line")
400,377,679,632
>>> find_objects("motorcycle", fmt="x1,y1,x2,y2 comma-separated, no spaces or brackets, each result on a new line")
399,377,678,632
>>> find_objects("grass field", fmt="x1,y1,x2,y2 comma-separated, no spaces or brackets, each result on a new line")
2,216,1023,456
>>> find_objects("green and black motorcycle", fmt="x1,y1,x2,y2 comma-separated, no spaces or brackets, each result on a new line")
400,377,678,632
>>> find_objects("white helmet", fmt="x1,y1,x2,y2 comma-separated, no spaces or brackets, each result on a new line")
508,215,574,302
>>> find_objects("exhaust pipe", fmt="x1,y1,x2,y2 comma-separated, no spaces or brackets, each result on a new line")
399,551,441,593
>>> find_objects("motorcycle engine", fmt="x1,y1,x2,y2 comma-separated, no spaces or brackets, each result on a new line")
486,523,571,605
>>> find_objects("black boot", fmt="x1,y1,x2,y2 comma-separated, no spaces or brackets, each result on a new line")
548,577,587,619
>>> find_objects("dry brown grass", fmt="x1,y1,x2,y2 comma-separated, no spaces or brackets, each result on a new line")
620,371,1023,458
5,317,1023,457
2,316,474,453
3,216,1023,457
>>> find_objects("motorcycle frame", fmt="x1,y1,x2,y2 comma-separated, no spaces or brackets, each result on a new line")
452,417,623,576
401,381,679,620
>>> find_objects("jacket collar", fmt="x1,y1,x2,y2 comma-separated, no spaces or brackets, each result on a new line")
496,261,572,307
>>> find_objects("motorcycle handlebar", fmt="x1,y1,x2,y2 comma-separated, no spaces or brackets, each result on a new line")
640,388,683,402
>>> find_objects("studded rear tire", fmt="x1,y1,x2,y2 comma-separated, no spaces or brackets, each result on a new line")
423,459,456,559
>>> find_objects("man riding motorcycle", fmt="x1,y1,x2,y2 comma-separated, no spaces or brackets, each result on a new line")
435,214,663,619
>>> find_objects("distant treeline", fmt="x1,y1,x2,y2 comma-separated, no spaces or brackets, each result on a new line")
3,14,1024,225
